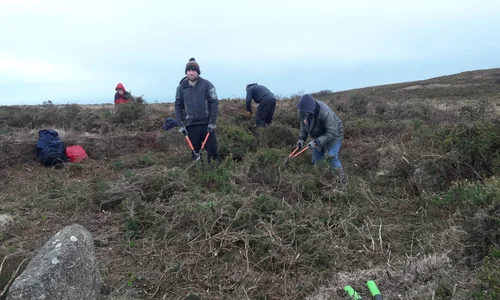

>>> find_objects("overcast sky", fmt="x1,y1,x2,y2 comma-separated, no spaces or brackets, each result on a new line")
1,0,500,105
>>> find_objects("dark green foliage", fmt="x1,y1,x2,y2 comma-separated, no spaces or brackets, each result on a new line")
218,126,257,160
111,99,147,124
349,94,369,116
443,121,500,177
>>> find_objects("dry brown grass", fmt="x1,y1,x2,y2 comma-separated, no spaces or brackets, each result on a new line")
1,69,500,299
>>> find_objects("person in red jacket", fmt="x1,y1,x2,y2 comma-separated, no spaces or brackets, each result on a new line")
114,83,131,105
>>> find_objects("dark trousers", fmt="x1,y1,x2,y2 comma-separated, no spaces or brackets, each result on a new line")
255,98,276,127
187,124,218,161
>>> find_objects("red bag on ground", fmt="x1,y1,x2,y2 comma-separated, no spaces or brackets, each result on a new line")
66,145,88,162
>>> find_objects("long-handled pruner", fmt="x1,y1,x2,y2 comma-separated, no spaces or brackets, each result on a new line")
183,131,211,161
199,132,211,159
183,132,201,161
283,145,310,165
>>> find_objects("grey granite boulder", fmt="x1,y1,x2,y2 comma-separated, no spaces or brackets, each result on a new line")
7,224,101,300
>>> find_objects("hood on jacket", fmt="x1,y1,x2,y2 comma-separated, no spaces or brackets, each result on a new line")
297,94,316,114
246,83,258,91
115,83,125,91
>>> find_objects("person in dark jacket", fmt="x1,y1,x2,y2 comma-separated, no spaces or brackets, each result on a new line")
175,58,219,162
296,94,345,183
245,83,277,127
114,83,131,105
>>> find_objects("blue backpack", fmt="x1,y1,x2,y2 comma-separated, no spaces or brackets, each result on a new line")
36,129,68,166
162,118,179,131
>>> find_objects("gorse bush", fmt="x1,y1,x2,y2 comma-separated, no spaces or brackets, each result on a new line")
443,121,500,177
256,123,299,148
473,247,500,300
111,98,147,124
218,125,257,161
349,94,369,116
430,177,500,206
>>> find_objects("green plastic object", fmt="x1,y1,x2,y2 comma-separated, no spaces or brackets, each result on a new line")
343,285,362,299
366,281,383,300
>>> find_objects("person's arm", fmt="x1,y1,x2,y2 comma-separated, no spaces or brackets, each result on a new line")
245,88,253,112
298,110,308,141
316,111,341,146
206,81,219,125
174,85,185,126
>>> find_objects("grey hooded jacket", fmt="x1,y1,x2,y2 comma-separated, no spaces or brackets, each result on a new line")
298,100,344,151
175,76,218,127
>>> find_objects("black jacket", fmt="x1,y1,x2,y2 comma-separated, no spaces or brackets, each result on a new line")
245,83,275,112
175,77,219,127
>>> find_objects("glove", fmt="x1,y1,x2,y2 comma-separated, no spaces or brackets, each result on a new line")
178,126,188,136
297,139,304,149
207,124,216,132
307,139,321,150
247,111,252,117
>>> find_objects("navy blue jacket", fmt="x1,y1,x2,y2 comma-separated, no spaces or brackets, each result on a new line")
175,77,219,127
245,84,275,112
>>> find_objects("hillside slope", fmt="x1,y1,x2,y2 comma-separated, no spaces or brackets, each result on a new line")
1,68,499,300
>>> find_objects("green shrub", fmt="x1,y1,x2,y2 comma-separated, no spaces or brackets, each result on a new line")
430,177,500,206
189,161,234,194
111,100,147,124
257,123,299,148
472,247,500,299
273,109,300,129
443,121,500,176
349,95,369,116
374,102,389,115
242,148,286,185
218,126,257,161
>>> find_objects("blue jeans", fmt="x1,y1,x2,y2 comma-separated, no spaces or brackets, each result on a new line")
312,140,342,169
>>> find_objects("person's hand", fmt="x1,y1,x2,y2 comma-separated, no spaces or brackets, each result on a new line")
247,111,252,117
193,151,201,160
207,124,216,132
297,139,304,149
178,127,188,136
307,140,321,150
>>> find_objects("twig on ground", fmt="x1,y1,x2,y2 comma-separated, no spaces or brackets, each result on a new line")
0,257,29,300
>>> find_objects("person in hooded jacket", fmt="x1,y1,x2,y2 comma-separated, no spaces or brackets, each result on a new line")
245,83,277,127
296,94,345,183
114,83,131,105
175,58,219,162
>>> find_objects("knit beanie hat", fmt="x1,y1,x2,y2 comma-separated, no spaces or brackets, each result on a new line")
297,94,316,114
185,57,200,75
